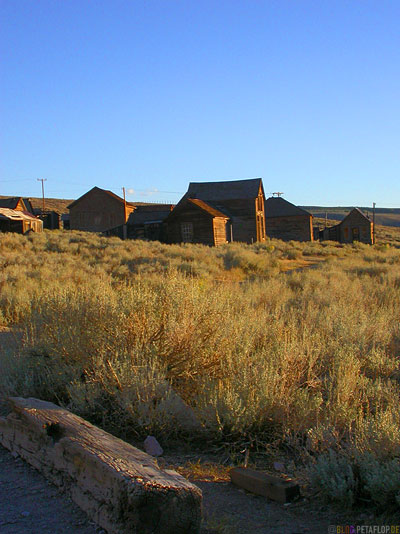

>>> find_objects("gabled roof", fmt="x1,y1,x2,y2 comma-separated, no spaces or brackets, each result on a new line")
265,197,312,218
0,197,25,210
67,187,135,209
342,207,371,223
166,197,230,222
22,198,34,214
186,178,263,201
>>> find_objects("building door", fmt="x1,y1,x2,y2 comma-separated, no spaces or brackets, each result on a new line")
352,227,359,241
181,222,194,242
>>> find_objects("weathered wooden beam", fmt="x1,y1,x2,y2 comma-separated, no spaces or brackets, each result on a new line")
0,397,202,534
229,467,300,503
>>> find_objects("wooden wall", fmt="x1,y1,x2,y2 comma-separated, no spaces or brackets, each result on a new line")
166,203,228,246
69,190,134,232
0,218,43,234
213,218,229,246
339,211,373,244
266,215,313,242
215,198,258,243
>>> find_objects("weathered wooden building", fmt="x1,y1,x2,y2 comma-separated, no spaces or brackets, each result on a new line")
167,178,266,245
321,208,374,244
165,198,229,246
68,187,135,232
39,210,62,230
265,197,314,242
104,204,174,241
0,208,43,234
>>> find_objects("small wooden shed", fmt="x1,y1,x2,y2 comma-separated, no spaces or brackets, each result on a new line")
265,197,314,242
320,208,374,244
166,198,229,246
339,208,374,244
0,208,43,234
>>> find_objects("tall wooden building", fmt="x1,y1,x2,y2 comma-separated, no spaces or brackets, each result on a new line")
265,197,314,242
167,178,266,245
68,187,135,232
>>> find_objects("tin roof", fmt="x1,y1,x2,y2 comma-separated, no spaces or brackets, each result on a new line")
0,208,42,222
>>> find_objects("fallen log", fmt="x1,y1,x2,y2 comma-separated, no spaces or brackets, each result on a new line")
0,397,202,534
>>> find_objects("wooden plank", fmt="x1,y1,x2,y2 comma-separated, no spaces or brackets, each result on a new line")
0,397,202,534
229,467,300,503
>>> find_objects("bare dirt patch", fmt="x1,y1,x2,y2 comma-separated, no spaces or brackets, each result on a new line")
160,454,378,534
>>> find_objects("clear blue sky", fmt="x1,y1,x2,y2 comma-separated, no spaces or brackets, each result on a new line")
1,0,399,207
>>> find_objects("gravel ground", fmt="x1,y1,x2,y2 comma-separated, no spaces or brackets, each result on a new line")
0,445,100,534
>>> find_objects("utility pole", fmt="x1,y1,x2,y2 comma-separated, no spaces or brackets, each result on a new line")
122,187,127,222
122,187,128,240
37,178,47,213
372,202,376,244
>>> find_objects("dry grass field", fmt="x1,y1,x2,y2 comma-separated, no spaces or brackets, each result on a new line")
0,229,399,511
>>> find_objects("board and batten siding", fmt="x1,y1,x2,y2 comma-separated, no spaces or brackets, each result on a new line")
69,188,134,232
166,201,228,246
266,215,313,242
339,209,373,244
213,218,229,246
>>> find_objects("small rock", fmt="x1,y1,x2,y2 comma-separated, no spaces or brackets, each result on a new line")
273,462,285,471
20,511,31,517
144,436,163,457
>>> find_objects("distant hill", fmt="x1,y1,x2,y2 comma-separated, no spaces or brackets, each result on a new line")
303,206,400,227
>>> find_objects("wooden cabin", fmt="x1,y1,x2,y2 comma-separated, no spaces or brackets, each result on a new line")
0,208,43,234
265,197,314,242
339,208,374,244
320,208,374,244
165,198,229,246
169,178,266,244
68,187,135,232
